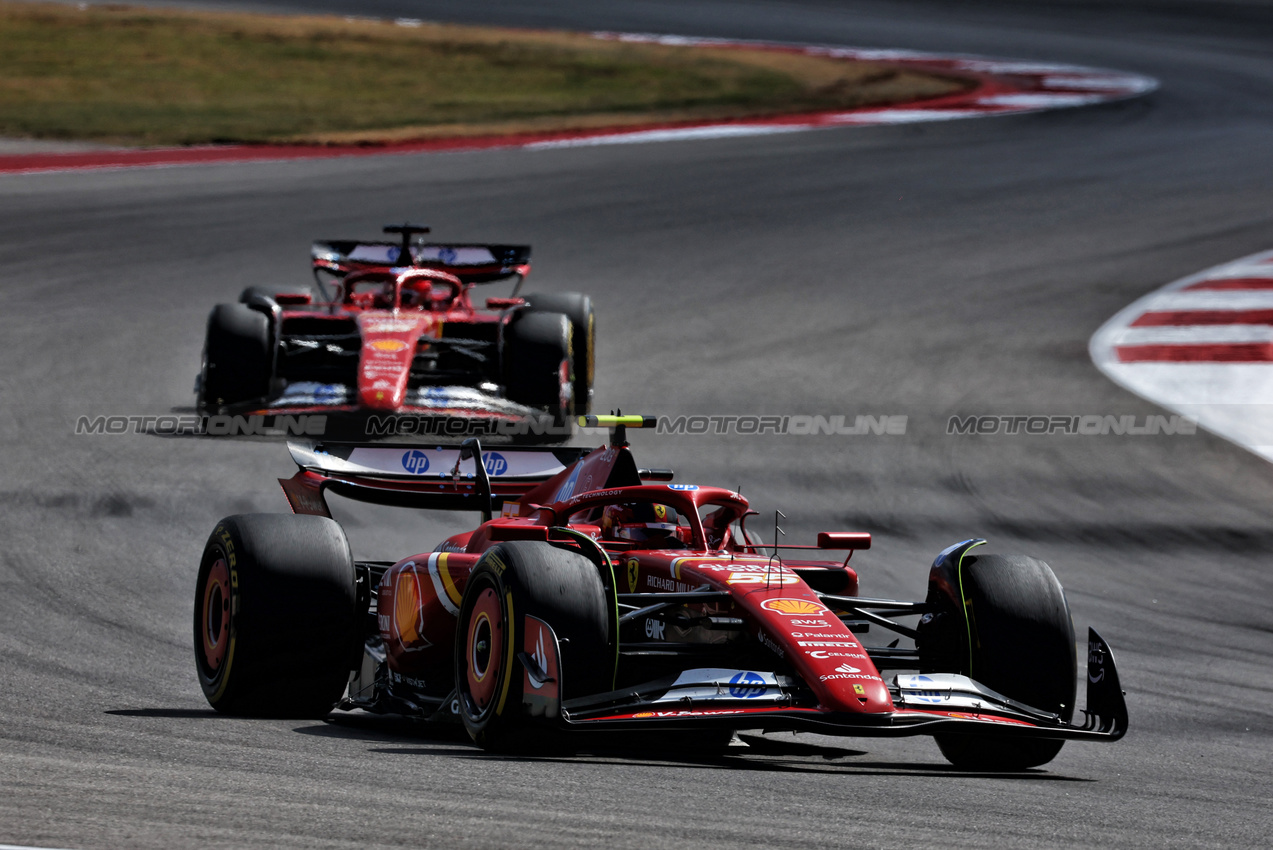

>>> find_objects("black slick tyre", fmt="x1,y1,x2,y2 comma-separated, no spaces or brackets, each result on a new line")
502,310,573,423
194,514,358,718
199,303,272,410
455,541,612,751
928,553,1076,770
522,293,594,414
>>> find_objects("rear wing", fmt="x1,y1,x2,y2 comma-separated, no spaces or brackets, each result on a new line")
279,441,588,516
311,240,531,284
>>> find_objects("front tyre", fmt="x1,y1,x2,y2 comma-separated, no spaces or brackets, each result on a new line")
194,514,358,717
455,541,612,751
924,553,1076,770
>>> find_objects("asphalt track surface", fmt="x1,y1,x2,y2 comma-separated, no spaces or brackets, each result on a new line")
2,1,1273,847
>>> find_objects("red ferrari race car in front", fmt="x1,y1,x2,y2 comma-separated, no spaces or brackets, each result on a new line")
193,416,1127,769
195,224,594,439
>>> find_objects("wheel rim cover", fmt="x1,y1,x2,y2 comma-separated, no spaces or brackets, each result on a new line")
466,587,503,710
202,557,231,672
558,359,571,411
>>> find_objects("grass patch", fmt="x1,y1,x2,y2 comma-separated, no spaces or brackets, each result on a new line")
0,3,971,146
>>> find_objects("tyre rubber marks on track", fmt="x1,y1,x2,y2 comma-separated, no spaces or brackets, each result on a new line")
0,34,1157,174
1091,250,1273,461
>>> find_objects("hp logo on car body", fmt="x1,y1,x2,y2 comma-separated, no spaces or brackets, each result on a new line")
401,450,431,474
484,452,508,476
728,671,767,699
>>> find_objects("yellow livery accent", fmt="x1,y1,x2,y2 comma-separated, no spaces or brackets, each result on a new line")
578,414,655,428
494,591,516,716
437,552,464,608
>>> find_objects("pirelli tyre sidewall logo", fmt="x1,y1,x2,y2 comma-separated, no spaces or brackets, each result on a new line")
761,598,827,616
215,526,238,599
483,552,508,576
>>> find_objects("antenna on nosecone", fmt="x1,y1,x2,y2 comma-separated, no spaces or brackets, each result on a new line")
767,509,786,589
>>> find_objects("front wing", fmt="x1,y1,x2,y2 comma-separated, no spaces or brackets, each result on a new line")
527,627,1127,743
258,383,539,418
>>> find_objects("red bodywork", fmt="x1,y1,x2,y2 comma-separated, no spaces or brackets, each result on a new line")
338,269,483,413
284,440,891,722
225,240,544,422
276,436,1127,742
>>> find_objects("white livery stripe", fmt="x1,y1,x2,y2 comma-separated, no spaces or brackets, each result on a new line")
427,553,460,616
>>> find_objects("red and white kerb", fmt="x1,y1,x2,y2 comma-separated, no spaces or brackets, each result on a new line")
1091,249,1273,461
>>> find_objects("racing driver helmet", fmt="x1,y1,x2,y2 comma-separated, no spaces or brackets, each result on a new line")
601,502,685,548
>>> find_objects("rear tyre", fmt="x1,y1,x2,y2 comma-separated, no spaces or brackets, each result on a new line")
194,514,358,717
924,553,1076,770
198,303,272,410
502,310,573,425
455,541,612,751
522,293,594,414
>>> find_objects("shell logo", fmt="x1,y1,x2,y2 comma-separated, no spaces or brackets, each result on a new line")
368,339,409,353
392,569,425,650
761,598,826,616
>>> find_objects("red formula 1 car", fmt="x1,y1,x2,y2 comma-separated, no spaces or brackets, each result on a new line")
193,416,1127,769
195,224,594,437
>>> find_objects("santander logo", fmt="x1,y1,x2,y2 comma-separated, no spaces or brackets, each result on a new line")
835,663,861,674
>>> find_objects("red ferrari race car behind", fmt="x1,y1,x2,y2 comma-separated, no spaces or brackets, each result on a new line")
193,416,1126,769
195,224,595,438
